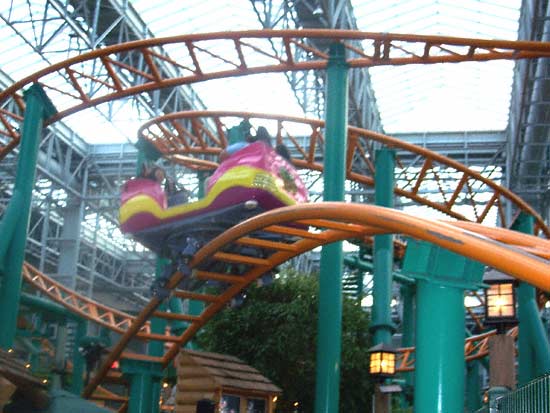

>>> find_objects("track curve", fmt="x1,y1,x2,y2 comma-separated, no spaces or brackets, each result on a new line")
139,110,549,237
82,202,550,397
2,30,550,160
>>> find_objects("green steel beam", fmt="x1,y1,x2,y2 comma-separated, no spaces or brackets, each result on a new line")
314,42,348,413
343,255,415,285
372,148,396,346
403,239,485,413
121,359,164,413
71,320,87,395
400,282,415,404
0,84,57,350
20,292,79,321
415,279,465,412
512,213,550,384
466,361,482,412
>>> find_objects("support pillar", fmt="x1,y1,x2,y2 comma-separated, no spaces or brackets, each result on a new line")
415,280,464,412
372,148,396,412
121,359,164,413
71,320,88,395
402,239,485,413
465,361,482,412
0,84,56,350
513,213,550,384
372,148,396,345
400,283,415,407
314,42,348,413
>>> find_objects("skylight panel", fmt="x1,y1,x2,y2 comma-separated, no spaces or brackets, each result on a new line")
352,0,521,133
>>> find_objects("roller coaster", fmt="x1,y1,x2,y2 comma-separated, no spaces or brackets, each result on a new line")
1,30,550,413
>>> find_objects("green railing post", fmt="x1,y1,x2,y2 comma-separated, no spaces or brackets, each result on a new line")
71,320,88,395
402,239,485,413
372,148,396,346
121,359,164,413
0,84,56,350
512,213,550,384
314,42,348,413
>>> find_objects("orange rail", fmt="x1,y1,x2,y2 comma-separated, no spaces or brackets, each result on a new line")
396,326,518,372
82,203,550,397
2,30,550,160
138,110,549,237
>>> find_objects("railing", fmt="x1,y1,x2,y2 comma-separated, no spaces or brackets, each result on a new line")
496,374,550,413
475,374,550,412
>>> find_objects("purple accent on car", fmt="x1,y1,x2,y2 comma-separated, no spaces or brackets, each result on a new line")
120,186,285,233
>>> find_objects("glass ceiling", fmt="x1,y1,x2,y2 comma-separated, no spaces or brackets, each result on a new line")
0,0,522,143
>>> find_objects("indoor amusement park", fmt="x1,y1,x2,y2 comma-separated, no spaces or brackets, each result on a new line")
1,1,550,413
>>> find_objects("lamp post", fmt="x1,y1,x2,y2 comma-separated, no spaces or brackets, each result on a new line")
483,270,517,408
368,343,399,412
484,271,517,333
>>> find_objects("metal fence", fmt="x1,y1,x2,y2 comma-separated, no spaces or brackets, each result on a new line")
496,374,550,413
475,374,550,412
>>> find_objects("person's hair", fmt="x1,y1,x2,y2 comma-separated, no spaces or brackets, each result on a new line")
255,126,272,146
275,143,291,161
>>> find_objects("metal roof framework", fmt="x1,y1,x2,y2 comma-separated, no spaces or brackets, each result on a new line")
1,0,549,309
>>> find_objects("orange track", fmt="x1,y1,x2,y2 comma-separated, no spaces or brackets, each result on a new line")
81,203,550,397
139,110,549,237
2,30,550,160
2,30,549,396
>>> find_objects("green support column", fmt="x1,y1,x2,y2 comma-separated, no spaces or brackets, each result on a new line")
314,42,348,413
415,282,464,413
512,213,550,384
71,320,88,395
150,258,169,358
400,283,415,405
121,359,164,413
402,239,485,413
0,84,56,350
149,258,170,413
372,148,396,346
465,361,482,412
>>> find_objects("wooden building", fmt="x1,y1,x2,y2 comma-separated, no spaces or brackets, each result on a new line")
173,349,281,413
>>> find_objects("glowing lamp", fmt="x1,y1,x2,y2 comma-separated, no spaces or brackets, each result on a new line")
368,343,396,378
483,271,517,330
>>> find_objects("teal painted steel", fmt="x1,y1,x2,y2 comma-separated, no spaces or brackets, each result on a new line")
0,84,56,350
0,191,23,268
314,42,348,413
415,279,465,413
466,361,482,412
20,292,79,320
403,240,485,413
71,320,87,395
512,213,550,384
372,148,396,346
400,283,415,405
150,258,169,358
343,255,415,285
122,359,164,413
